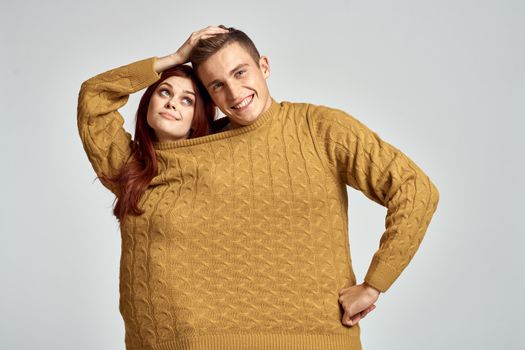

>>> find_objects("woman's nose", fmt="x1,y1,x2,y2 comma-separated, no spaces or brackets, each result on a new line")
166,98,177,110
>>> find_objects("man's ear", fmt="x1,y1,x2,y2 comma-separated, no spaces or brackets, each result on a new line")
259,56,270,78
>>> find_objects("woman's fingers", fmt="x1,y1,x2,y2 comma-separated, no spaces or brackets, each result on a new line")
176,26,229,63
200,33,224,41
193,26,228,41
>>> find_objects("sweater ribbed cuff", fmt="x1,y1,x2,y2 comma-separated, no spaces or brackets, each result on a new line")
128,56,162,90
363,256,402,293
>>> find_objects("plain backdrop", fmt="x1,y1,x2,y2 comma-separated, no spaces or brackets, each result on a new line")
1,0,523,349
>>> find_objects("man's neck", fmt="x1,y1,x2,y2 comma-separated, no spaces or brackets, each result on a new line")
229,120,242,129
228,97,273,130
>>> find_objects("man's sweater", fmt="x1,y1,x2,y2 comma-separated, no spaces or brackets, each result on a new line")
77,57,440,350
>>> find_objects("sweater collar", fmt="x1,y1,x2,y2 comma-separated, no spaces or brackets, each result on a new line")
153,98,280,150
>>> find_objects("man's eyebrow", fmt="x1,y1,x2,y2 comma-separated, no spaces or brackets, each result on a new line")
206,79,220,89
229,63,249,75
159,82,195,96
206,64,250,89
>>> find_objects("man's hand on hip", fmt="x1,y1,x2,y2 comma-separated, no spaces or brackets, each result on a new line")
338,282,381,327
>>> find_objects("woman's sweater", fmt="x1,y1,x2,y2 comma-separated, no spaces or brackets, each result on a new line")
77,57,440,350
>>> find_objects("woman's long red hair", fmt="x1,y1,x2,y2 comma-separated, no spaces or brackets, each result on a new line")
100,64,215,222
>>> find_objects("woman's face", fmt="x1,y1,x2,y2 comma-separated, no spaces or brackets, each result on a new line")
147,76,196,142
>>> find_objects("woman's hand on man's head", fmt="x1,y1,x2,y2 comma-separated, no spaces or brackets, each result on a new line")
154,26,228,73
173,26,229,64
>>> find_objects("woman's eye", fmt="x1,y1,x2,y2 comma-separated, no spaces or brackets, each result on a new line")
182,97,194,106
159,89,170,97
236,70,245,77
213,83,223,90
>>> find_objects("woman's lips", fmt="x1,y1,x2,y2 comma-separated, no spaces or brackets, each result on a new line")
160,112,179,121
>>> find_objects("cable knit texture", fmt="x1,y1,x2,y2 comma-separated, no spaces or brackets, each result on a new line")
77,57,440,350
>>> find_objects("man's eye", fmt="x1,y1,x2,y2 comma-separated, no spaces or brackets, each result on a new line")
235,70,245,77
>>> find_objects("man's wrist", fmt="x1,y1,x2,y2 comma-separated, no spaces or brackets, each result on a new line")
363,281,381,296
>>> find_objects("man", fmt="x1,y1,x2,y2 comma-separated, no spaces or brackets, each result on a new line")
187,25,439,348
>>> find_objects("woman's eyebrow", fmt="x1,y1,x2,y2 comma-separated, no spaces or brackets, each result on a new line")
159,82,195,95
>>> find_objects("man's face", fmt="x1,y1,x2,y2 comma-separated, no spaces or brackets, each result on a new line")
197,42,271,128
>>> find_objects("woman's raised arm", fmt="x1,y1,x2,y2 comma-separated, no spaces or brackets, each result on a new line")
77,57,161,195
77,26,227,195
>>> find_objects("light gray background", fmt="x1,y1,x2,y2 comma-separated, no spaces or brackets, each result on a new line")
1,0,523,349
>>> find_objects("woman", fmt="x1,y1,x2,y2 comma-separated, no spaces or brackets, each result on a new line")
78,27,228,221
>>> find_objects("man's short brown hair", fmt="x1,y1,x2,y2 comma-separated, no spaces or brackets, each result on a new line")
190,25,261,76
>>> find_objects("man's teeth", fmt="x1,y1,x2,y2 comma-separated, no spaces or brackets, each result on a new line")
233,95,252,109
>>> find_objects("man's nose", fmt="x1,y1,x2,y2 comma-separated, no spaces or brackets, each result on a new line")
225,82,241,101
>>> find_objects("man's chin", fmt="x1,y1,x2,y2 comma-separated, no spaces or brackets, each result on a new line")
228,115,259,129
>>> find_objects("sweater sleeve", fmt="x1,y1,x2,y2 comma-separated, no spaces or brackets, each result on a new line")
306,104,440,293
77,57,161,195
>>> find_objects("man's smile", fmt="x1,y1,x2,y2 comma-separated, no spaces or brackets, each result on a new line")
231,94,254,110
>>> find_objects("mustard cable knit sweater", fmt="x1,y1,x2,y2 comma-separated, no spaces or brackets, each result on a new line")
77,57,440,350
